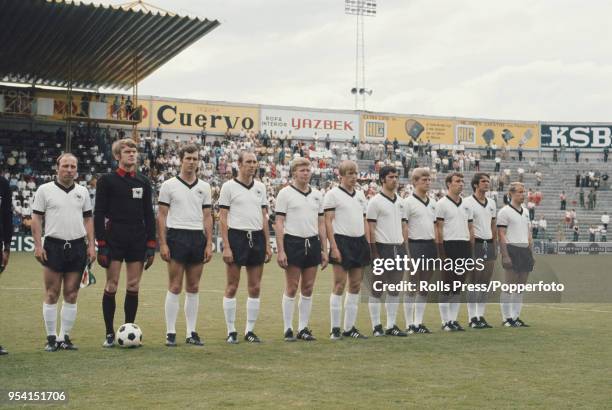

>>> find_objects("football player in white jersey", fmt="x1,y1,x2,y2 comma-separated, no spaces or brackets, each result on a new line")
497,182,534,327
158,144,213,347
219,152,273,344
275,157,328,341
324,160,370,340
31,154,96,351
435,173,474,331
464,173,497,328
402,167,437,334
366,166,408,337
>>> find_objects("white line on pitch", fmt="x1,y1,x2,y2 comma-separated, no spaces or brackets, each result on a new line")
524,304,612,313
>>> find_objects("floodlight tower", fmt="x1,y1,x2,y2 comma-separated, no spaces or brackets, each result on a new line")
345,0,376,110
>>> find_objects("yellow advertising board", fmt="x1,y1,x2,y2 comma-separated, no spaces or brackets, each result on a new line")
454,119,539,148
362,114,540,148
361,114,455,144
148,100,259,133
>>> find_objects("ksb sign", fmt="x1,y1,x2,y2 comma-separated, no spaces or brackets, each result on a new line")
541,124,612,148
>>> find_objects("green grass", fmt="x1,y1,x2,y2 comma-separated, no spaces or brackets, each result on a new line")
0,253,610,409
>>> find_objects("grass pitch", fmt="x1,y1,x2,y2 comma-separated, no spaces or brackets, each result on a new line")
0,253,610,409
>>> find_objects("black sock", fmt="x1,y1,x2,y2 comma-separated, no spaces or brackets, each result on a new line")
102,290,116,335
124,290,139,324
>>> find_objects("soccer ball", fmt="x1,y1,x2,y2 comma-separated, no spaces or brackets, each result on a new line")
116,323,143,348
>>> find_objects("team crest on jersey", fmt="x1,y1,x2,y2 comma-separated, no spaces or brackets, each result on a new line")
75,193,83,200
132,187,143,199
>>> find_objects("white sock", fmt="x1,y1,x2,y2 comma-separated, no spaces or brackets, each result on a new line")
479,287,490,318
449,302,459,321
43,303,57,337
344,292,360,331
222,297,236,334
414,294,428,326
245,297,260,333
438,302,449,324
184,292,199,336
58,302,77,341
165,291,180,334
282,294,295,331
368,296,382,328
330,293,342,330
467,292,477,320
511,293,523,320
403,294,416,327
500,291,512,320
385,295,400,329
516,293,524,319
298,294,313,331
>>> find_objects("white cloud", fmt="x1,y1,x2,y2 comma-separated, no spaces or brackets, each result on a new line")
111,0,612,122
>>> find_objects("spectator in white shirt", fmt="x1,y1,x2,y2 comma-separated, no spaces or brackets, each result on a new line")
601,212,610,229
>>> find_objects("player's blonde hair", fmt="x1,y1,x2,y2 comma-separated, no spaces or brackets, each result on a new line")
508,182,525,195
112,138,138,158
338,160,357,176
411,167,430,184
290,157,310,175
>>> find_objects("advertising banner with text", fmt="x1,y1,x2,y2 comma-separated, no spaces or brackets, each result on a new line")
150,100,259,134
541,124,612,148
455,119,539,149
361,114,455,144
361,114,539,148
260,108,359,140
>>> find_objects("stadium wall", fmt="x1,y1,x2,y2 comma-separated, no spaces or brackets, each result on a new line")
2,85,612,150
8,234,612,255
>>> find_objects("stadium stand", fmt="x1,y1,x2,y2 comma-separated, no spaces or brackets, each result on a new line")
2,124,609,245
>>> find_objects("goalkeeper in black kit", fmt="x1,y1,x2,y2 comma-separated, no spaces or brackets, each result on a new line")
94,138,156,348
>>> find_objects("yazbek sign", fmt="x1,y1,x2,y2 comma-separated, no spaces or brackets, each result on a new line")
261,108,359,140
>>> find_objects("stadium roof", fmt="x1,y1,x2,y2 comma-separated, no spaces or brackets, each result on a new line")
0,0,220,90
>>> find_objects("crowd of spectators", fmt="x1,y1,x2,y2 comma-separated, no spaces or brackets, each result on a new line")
1,125,609,242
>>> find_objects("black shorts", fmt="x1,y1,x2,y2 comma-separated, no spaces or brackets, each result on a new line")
408,239,438,262
443,240,472,279
43,237,87,274
107,222,147,263
227,229,266,267
167,228,206,265
366,242,405,295
330,234,370,270
443,240,472,261
474,239,497,261
507,245,535,273
284,234,321,269
374,243,407,274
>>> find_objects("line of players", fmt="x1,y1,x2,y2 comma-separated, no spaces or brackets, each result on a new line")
0,138,535,353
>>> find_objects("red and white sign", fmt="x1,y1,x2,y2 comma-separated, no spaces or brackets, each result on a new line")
260,107,359,141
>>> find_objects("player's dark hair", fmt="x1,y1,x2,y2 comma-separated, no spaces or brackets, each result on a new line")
178,143,198,160
379,166,398,184
445,172,464,188
471,172,490,191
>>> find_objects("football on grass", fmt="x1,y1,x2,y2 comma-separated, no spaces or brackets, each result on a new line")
116,323,142,348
